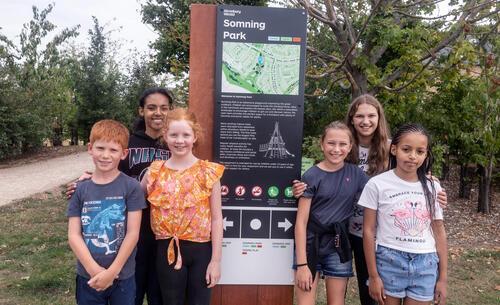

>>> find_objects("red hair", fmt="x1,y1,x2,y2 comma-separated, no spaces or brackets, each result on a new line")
89,119,129,149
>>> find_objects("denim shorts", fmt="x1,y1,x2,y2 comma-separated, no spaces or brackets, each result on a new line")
375,245,439,302
76,274,136,305
294,251,353,278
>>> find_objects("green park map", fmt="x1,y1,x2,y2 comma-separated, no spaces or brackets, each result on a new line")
222,42,300,95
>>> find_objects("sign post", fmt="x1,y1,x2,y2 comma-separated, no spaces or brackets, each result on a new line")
189,4,307,304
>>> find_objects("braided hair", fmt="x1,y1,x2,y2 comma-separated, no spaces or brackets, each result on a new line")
389,123,436,218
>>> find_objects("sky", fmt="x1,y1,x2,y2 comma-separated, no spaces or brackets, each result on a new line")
0,0,158,56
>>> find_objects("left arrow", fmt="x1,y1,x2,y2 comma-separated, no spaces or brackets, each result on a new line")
223,217,234,231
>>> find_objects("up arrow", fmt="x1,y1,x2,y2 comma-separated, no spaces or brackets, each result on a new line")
223,217,234,231
278,218,292,232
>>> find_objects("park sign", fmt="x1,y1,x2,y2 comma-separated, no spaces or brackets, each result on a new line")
213,5,307,285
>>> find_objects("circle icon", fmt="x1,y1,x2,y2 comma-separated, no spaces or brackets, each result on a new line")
221,185,229,196
235,185,246,197
250,218,262,230
267,186,279,198
284,187,294,198
251,186,263,197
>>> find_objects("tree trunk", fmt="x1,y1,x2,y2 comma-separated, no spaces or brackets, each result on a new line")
440,154,450,181
459,164,475,199
70,126,78,146
477,157,493,214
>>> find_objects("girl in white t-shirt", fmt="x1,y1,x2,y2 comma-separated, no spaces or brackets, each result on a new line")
359,123,448,305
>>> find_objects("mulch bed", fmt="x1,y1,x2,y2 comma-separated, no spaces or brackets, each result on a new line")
440,165,499,253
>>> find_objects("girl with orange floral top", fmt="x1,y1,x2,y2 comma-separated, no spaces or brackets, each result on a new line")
141,108,224,305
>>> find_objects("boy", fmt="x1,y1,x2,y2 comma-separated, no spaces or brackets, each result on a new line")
67,119,146,305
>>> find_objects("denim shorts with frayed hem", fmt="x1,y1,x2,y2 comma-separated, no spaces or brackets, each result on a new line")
375,245,438,302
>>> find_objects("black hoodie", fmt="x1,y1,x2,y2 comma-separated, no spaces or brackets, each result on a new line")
119,130,170,242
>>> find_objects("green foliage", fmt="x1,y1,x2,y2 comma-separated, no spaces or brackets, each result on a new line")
141,0,267,97
301,136,323,162
0,4,79,159
73,17,129,142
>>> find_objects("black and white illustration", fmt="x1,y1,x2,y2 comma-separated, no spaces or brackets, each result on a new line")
259,121,295,159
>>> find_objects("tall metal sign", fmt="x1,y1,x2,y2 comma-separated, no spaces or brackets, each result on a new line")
213,5,307,285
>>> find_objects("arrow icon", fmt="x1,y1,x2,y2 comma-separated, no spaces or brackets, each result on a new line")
223,217,234,231
278,218,292,232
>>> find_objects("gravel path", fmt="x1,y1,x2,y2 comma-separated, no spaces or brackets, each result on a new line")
0,152,93,206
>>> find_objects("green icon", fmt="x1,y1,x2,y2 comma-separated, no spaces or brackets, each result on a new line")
268,186,279,198
284,187,293,198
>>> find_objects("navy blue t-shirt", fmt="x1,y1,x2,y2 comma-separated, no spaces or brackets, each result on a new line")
67,172,146,280
302,163,368,247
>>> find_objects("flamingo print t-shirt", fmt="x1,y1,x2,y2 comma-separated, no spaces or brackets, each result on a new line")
358,169,443,253
67,173,146,279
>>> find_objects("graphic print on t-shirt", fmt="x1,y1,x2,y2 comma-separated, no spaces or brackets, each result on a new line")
128,147,170,169
81,198,126,255
390,200,431,238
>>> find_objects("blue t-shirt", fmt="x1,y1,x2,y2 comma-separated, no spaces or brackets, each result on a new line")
302,163,368,249
67,172,146,280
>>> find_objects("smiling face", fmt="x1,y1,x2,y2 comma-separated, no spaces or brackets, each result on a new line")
352,103,379,144
88,139,128,174
139,93,170,138
320,128,353,170
391,132,428,180
163,119,197,158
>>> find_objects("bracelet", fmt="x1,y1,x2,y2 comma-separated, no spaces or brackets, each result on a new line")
295,263,308,268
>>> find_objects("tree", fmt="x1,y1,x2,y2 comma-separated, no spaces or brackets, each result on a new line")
74,17,127,142
294,0,498,98
0,4,78,158
141,0,267,97
122,53,159,127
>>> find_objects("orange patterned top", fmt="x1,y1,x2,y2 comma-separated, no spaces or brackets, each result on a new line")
147,159,224,268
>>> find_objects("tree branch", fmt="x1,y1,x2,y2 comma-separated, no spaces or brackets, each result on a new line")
336,0,357,44
307,45,342,63
296,0,336,26
381,59,433,92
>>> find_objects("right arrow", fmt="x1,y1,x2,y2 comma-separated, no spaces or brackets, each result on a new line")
223,217,234,231
278,218,292,232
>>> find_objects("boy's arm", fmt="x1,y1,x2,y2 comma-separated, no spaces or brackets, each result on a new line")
206,181,223,288
363,208,386,305
432,220,448,305
68,217,104,278
88,210,142,290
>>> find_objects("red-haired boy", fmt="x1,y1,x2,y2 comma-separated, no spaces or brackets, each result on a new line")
67,119,146,305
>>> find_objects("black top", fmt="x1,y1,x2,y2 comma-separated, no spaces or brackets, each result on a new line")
301,163,368,275
118,130,170,242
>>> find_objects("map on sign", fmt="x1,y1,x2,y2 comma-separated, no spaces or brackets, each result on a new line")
222,42,300,95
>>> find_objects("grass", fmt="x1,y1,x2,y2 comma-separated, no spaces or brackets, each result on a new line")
0,192,499,305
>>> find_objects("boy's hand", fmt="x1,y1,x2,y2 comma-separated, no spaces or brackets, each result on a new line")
295,266,313,291
292,180,307,198
66,171,93,199
368,276,386,305
88,269,118,291
206,260,221,288
434,279,447,304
